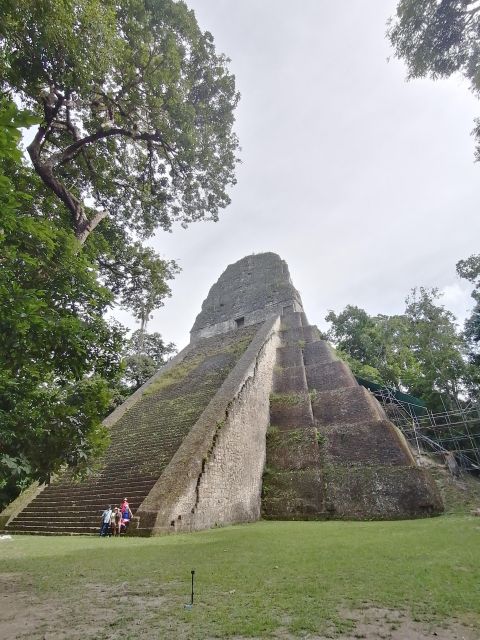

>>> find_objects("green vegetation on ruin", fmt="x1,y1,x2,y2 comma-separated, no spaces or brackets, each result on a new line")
269,392,305,406
1,516,479,639
143,355,204,396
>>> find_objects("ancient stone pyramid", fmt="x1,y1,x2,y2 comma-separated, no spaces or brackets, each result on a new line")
2,253,442,535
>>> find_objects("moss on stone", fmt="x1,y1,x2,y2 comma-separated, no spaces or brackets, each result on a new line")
269,392,305,406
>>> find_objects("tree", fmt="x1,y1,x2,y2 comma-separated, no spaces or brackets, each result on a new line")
403,287,467,407
457,255,480,389
388,0,480,157
325,288,468,410
0,0,240,505
0,0,240,244
0,99,124,507
122,330,177,390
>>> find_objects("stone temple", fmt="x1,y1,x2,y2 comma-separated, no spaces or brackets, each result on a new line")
1,253,443,534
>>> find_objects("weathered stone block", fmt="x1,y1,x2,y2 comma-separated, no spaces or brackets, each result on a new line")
323,466,443,519
280,312,303,330
273,365,308,393
280,325,321,346
303,340,337,365
262,468,326,519
266,427,321,470
276,345,304,368
322,420,414,466
312,386,386,426
305,360,357,392
270,392,314,429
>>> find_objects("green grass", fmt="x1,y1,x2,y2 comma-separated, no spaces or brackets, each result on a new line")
2,517,480,638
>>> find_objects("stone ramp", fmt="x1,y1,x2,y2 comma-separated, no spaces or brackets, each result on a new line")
262,311,443,519
5,324,260,535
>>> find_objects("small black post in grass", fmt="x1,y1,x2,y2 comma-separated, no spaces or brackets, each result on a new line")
184,569,195,610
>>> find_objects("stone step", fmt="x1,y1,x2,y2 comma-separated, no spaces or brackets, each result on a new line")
273,365,308,393
27,497,146,510
280,312,304,330
320,420,415,467
32,485,151,498
275,345,304,368
279,325,321,346
6,523,104,534
305,361,357,392
269,391,314,430
266,427,321,470
42,480,155,495
10,516,116,526
311,386,387,427
17,506,124,518
262,468,326,520
303,340,337,366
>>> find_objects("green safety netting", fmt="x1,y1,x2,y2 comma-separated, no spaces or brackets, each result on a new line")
355,377,427,417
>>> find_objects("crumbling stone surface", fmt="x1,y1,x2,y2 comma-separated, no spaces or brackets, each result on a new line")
191,253,303,341
265,427,321,470
323,465,443,519
312,386,387,426
303,340,337,365
323,420,414,466
262,468,326,519
273,365,308,393
269,392,314,430
305,360,357,392
134,316,282,534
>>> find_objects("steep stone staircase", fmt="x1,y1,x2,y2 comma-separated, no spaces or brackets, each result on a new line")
5,325,259,535
262,311,443,519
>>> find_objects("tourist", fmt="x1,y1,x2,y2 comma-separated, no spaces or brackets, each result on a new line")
120,497,133,535
110,507,119,536
114,506,122,536
99,505,112,537
121,497,133,523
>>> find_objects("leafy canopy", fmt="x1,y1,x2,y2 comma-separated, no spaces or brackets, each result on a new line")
0,99,124,504
0,0,240,243
388,0,480,158
326,288,468,410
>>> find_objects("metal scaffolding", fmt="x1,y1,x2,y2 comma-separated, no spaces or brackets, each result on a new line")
368,386,480,473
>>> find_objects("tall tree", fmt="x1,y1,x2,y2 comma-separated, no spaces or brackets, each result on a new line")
403,287,467,407
457,254,480,381
0,0,240,244
0,100,124,507
388,0,480,157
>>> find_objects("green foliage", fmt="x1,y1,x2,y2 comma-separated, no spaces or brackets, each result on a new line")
325,288,468,410
456,254,480,392
0,0,240,243
269,392,304,406
388,0,480,158
0,99,125,505
121,329,177,390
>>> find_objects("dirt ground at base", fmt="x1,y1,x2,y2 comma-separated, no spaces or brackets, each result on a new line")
0,574,478,640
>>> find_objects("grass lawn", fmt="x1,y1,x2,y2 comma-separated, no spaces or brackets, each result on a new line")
1,516,480,639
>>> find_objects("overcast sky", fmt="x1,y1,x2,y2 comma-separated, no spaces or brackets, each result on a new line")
119,0,480,349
